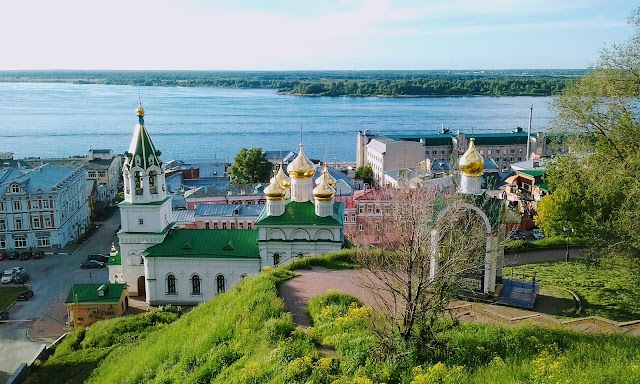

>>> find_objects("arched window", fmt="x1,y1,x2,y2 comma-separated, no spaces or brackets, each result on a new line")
11,184,20,193
134,171,143,195
240,274,247,279
273,252,280,266
166,274,177,294
216,274,225,293
149,170,157,194
191,274,201,295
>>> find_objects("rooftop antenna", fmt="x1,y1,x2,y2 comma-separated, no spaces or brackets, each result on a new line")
526,103,533,158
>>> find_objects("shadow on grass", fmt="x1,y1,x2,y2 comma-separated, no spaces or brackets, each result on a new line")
26,349,112,384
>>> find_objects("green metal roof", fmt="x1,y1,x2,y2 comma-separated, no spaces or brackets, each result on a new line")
518,169,545,178
142,229,260,259
118,196,172,206
107,250,121,266
467,132,529,146
65,284,126,304
386,134,455,147
255,201,344,227
535,182,550,191
124,116,163,170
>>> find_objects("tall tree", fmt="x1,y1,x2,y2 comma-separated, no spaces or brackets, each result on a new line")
355,164,375,186
537,8,640,253
229,147,273,185
349,188,487,352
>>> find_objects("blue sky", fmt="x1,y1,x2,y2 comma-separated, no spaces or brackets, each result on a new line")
0,0,635,70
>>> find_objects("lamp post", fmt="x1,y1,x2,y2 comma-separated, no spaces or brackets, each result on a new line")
563,226,573,262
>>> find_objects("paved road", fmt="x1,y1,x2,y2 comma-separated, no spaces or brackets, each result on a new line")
0,211,120,382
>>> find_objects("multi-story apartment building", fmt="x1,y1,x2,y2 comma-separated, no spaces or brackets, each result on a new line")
0,164,89,251
24,149,122,206
357,129,567,186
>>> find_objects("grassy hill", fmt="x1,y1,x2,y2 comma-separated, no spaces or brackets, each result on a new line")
27,251,640,384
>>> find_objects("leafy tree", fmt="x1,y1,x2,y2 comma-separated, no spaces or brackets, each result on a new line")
537,8,640,253
229,147,273,185
355,164,375,186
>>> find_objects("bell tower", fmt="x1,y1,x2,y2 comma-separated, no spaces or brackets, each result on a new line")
114,103,173,297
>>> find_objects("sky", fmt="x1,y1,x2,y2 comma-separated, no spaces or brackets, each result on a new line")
0,0,636,70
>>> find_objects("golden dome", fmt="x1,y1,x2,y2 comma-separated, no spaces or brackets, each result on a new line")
264,176,286,200
313,172,335,201
287,144,316,179
275,164,291,189
315,165,337,188
136,102,145,117
459,138,484,177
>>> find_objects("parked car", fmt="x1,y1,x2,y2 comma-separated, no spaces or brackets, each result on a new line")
7,251,19,260
33,251,45,259
13,273,30,284
1,270,17,284
18,289,34,301
80,260,105,269
19,251,32,260
532,229,545,240
87,254,109,263
510,230,526,240
0,311,8,321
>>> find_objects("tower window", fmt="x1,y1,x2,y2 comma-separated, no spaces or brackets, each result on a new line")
191,274,201,295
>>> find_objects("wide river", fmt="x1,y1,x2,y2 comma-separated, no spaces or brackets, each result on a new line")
0,83,554,162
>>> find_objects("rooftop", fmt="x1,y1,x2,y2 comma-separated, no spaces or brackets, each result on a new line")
65,283,127,305
256,200,344,227
143,229,260,259
195,203,264,217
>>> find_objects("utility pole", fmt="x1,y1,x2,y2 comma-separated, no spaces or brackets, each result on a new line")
526,103,533,158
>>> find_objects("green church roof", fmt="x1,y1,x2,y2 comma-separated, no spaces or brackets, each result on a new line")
65,284,126,305
107,250,121,266
142,229,260,259
518,169,545,178
255,201,344,227
123,111,162,171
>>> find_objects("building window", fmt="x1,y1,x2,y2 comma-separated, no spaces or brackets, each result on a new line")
273,253,280,265
44,216,52,228
30,201,39,210
0,237,4,249
166,274,177,294
138,218,144,226
359,223,364,231
496,149,500,154
42,200,50,209
367,205,373,213
213,222,218,229
191,275,201,295
98,171,106,178
11,184,20,193
32,217,41,229
216,275,225,293
13,201,21,211
344,214,347,221
88,171,97,178
351,215,356,222
15,218,22,230
239,222,244,229
358,205,364,214
222,223,227,229
37,236,50,247
230,223,234,229
240,274,247,279
15,237,27,248
205,222,210,229
0,220,4,231
487,149,492,155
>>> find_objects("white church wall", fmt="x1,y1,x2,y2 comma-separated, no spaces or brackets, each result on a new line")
145,257,261,305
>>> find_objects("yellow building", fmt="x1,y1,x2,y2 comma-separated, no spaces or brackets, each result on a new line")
65,283,128,329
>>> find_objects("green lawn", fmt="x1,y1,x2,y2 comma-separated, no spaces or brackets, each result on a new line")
0,286,23,310
512,255,640,321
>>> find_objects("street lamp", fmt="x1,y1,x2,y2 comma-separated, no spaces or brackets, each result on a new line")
563,226,574,262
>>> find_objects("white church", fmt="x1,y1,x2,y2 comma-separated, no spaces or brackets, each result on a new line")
109,104,344,305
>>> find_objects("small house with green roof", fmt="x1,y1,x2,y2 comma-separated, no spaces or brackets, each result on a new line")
65,283,128,328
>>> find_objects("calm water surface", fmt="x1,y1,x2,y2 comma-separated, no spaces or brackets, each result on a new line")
0,83,554,162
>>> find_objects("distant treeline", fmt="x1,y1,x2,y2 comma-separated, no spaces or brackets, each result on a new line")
0,69,584,97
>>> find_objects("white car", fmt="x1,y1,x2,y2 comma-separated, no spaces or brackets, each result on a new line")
1,270,17,284
531,229,545,240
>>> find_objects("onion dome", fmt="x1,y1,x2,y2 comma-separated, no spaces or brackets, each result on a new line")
313,172,335,201
287,144,315,179
135,102,145,117
315,165,337,188
275,164,291,190
459,138,484,177
264,176,286,200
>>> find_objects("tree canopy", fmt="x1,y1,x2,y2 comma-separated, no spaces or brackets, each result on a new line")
536,8,640,253
355,164,375,186
229,147,273,185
